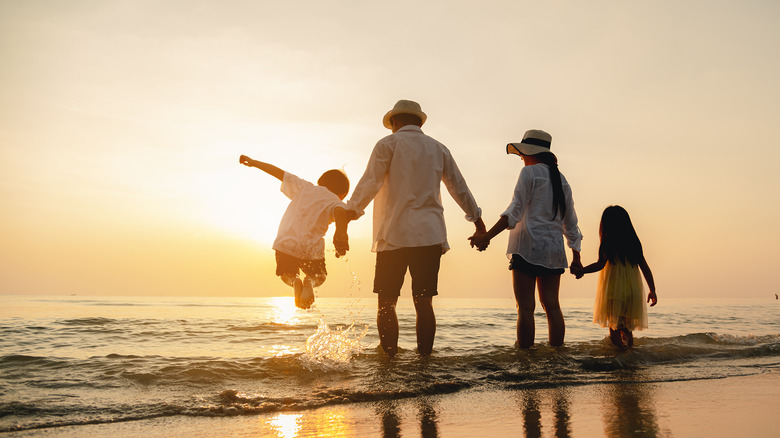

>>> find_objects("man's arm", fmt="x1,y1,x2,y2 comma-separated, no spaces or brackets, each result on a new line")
441,152,482,223
239,155,284,181
345,142,392,216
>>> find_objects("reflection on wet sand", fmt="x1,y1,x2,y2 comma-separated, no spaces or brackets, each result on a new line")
265,406,355,437
378,401,401,438
517,387,572,438
417,397,439,438
376,397,439,438
600,379,669,437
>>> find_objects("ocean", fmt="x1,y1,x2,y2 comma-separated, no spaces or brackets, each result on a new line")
1,293,778,434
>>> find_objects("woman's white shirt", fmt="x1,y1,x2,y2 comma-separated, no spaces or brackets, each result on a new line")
502,164,582,269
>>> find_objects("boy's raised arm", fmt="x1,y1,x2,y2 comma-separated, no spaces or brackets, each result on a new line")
239,155,284,181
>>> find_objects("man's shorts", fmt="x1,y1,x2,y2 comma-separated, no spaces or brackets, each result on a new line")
374,245,442,298
275,251,327,279
509,254,565,277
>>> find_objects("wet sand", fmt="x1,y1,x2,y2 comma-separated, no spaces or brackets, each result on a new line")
6,370,778,437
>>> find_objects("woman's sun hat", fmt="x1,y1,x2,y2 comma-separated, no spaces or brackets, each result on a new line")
383,100,427,129
507,129,552,156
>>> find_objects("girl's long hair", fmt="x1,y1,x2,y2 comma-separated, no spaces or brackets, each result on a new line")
532,152,566,220
599,205,644,265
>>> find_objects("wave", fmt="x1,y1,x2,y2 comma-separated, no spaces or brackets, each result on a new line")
1,332,778,432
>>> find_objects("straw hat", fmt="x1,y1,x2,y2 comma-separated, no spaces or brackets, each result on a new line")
507,129,552,156
382,100,427,129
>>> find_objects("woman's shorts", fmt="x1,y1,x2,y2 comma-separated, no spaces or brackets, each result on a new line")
374,245,442,298
509,254,565,277
275,251,327,279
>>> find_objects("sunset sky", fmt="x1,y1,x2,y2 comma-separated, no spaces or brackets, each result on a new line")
2,1,779,300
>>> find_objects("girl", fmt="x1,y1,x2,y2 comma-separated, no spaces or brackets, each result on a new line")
573,205,657,347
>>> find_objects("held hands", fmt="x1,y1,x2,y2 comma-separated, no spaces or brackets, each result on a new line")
569,250,583,278
468,232,490,251
468,219,489,251
333,231,349,258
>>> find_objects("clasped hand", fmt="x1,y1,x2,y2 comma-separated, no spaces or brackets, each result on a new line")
468,232,490,252
333,231,349,258
569,263,584,279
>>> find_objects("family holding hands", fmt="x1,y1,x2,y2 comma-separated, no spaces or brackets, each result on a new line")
240,99,657,356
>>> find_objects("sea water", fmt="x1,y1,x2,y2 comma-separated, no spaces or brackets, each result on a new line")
1,294,778,433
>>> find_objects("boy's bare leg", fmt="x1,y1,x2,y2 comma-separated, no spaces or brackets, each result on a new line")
293,279,303,308
413,295,436,355
377,296,399,357
299,277,314,309
281,274,302,308
513,270,537,348
537,274,564,347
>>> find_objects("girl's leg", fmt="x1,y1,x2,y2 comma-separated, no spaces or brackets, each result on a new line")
620,328,634,347
616,316,633,347
609,328,622,346
512,270,537,348
537,274,565,347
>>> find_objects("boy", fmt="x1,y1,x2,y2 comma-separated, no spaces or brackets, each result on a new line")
240,155,350,309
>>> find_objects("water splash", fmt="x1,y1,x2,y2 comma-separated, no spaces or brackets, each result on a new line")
298,251,371,369
301,319,369,370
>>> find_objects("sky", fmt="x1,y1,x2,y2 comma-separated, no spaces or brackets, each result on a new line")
2,0,779,300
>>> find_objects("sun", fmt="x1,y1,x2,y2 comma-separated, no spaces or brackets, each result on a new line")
197,167,286,245
193,130,360,245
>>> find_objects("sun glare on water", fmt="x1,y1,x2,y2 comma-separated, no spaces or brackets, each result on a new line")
269,297,300,325
267,413,302,438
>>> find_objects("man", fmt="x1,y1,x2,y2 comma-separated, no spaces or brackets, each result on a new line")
341,99,485,357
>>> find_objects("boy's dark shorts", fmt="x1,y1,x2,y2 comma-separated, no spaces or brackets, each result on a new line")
374,245,442,298
275,251,327,279
509,254,565,277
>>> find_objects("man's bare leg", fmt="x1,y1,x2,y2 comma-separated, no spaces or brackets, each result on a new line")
377,295,399,357
413,295,436,356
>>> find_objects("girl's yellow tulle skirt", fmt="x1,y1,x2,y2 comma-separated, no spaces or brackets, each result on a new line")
593,261,648,331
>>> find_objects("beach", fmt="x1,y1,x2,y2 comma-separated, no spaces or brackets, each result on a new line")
1,296,778,437
4,370,777,437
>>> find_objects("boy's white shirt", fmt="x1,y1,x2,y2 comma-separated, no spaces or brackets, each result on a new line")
272,172,345,260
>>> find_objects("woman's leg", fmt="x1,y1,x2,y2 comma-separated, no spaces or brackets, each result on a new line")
537,274,565,347
512,270,537,348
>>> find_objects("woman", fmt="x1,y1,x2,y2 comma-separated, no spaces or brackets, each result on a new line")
470,129,582,348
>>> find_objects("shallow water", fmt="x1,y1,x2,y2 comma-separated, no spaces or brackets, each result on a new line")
1,294,778,432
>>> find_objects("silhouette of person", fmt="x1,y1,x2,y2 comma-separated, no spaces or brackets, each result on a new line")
343,100,485,357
